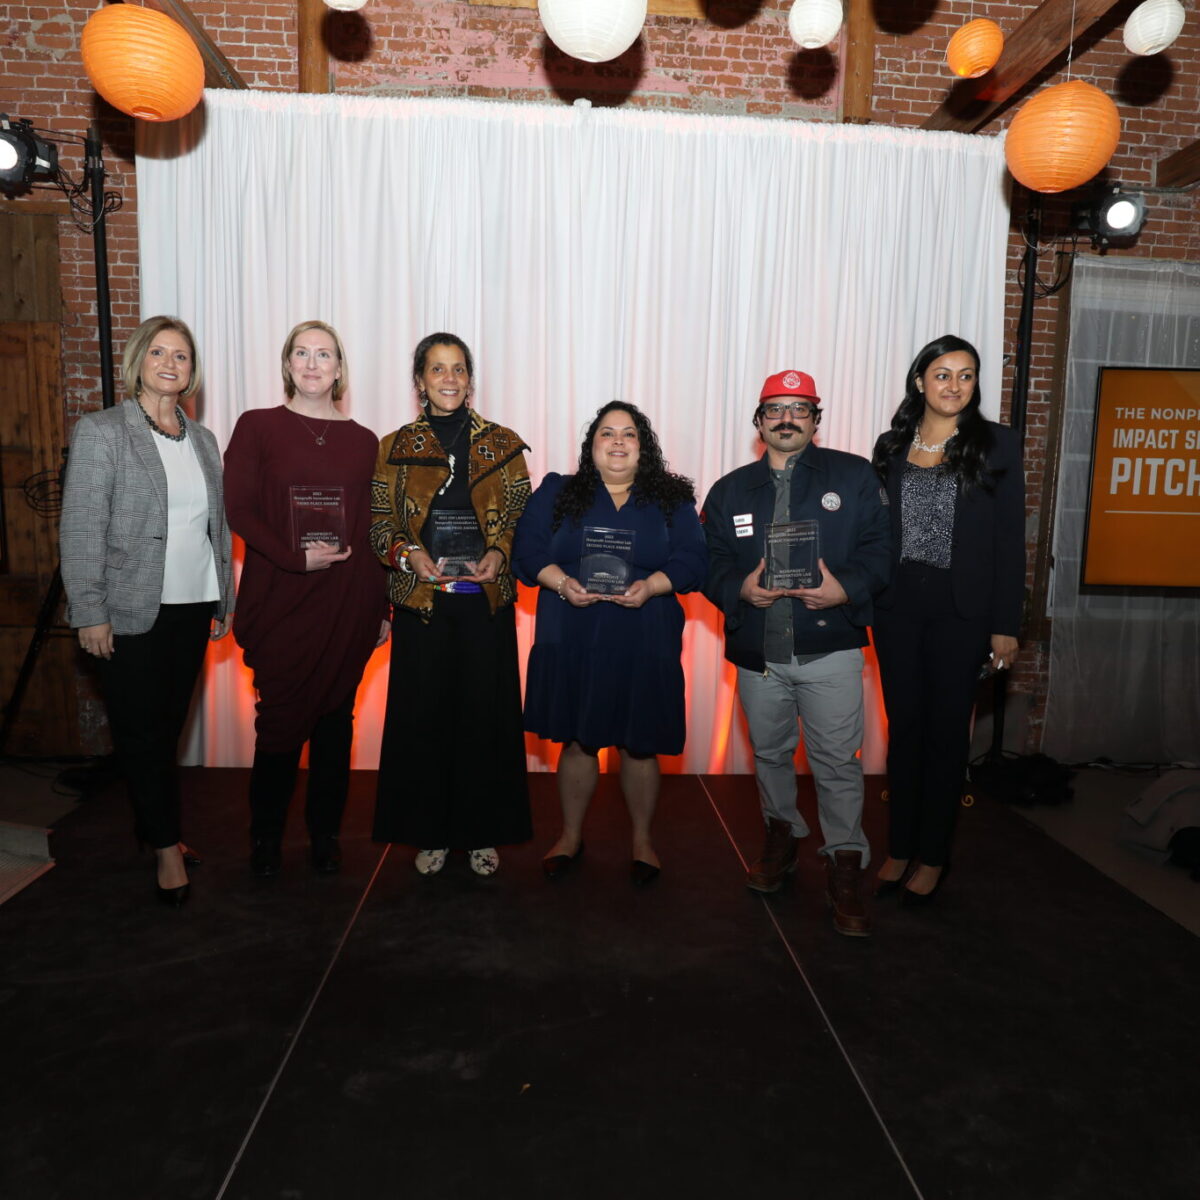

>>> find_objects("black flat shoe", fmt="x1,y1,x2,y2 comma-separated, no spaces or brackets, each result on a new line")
542,842,584,881
311,836,341,875
156,882,190,909
631,859,661,887
901,862,951,907
251,838,282,878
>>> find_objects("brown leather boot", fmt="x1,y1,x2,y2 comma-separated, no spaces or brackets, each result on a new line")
746,818,799,894
826,849,871,937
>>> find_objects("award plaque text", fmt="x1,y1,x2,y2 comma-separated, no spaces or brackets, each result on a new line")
581,526,636,595
290,485,347,552
426,509,486,577
764,519,821,589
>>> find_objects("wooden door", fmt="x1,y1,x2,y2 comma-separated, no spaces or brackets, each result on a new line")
0,209,84,756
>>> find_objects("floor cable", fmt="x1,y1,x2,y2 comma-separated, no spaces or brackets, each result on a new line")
697,776,927,1200
213,844,392,1199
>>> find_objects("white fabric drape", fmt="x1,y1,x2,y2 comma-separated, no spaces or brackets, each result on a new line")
1044,256,1200,764
136,90,1009,772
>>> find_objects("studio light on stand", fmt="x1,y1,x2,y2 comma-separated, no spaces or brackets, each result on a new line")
0,116,59,188
1073,185,1148,247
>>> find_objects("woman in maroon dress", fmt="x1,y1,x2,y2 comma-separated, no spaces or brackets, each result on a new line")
224,320,387,876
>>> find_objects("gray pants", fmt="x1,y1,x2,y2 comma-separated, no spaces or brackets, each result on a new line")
736,648,870,866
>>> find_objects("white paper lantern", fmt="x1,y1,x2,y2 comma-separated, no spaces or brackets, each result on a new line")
325,0,368,9
538,0,648,63
1123,0,1186,55
788,0,844,50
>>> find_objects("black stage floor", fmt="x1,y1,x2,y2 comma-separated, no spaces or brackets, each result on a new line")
3,771,1197,1200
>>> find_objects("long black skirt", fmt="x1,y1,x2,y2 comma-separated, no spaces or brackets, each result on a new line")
373,592,532,849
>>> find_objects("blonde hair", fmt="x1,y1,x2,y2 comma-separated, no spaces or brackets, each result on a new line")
122,316,202,401
281,320,349,401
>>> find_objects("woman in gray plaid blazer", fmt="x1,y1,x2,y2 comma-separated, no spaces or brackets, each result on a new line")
60,316,234,908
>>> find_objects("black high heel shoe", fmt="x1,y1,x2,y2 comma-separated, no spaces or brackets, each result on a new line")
630,859,661,887
874,860,913,898
180,845,202,867
542,842,584,881
901,862,951,907
156,882,191,909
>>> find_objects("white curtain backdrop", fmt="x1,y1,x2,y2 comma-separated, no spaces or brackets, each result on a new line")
136,89,1009,772
1044,256,1200,764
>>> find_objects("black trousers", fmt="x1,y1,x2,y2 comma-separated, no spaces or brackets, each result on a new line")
374,593,531,849
249,690,356,842
873,563,991,867
98,603,213,850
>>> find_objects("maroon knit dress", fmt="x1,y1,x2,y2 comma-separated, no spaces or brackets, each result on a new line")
224,406,386,752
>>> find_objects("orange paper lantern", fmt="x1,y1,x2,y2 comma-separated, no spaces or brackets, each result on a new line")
81,4,204,123
1004,81,1121,194
946,18,1004,78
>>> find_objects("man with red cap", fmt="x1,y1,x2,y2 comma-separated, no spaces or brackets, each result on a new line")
701,369,890,935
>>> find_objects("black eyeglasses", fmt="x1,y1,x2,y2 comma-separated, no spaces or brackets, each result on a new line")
762,401,817,419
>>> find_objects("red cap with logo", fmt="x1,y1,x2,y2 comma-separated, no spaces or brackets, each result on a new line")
759,370,821,405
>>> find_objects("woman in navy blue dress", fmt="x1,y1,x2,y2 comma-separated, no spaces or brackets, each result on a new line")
514,402,706,886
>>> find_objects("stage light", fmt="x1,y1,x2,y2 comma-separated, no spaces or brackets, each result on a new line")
0,116,59,192
1073,186,1148,246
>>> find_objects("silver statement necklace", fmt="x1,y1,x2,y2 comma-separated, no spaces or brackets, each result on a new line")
289,406,333,446
912,426,958,454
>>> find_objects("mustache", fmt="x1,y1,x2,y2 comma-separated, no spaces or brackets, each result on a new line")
771,423,803,434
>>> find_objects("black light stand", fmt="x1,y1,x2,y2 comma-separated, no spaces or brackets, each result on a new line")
0,122,118,756
984,194,1039,763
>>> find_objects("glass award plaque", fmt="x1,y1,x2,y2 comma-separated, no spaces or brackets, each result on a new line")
580,526,636,595
426,509,486,577
289,485,347,551
764,519,821,589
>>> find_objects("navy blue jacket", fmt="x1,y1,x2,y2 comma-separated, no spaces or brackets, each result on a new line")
701,444,892,671
875,421,1025,637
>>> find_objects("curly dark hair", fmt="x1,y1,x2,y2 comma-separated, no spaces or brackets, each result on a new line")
872,334,999,492
412,333,474,396
552,401,696,529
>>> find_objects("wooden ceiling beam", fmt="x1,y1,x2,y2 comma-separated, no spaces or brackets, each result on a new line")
922,0,1126,133
142,0,248,90
1156,140,1200,188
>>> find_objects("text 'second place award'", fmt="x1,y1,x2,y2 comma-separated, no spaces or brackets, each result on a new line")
764,519,821,589
290,486,346,552
426,509,486,577
580,526,636,595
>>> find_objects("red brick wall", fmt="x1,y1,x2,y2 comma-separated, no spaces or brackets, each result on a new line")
3,0,1197,752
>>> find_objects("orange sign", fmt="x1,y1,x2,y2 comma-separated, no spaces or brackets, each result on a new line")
1082,368,1200,587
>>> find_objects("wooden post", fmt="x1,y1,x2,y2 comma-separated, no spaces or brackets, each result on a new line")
842,0,875,124
298,0,331,95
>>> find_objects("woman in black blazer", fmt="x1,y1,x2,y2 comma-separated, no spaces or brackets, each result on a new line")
870,335,1024,903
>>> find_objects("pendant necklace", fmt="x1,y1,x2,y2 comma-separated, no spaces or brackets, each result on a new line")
912,427,957,455
289,405,333,446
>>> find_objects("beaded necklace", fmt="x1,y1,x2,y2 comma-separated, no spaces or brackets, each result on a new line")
141,403,187,442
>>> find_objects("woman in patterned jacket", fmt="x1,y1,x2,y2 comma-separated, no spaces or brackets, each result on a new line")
370,333,533,876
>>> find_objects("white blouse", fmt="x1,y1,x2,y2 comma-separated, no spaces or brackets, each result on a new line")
152,431,220,604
